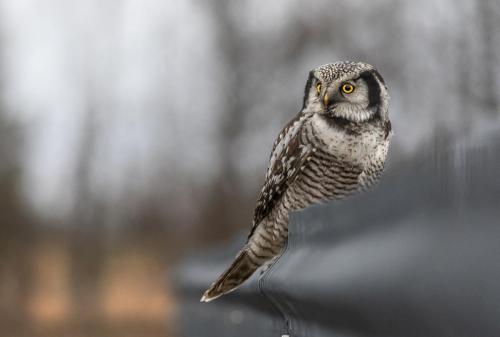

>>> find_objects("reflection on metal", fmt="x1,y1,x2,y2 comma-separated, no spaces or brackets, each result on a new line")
174,131,500,337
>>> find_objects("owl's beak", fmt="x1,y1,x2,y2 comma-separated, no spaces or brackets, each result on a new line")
323,93,329,107
323,90,340,110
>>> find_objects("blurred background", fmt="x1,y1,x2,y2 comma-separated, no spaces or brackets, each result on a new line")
0,0,499,336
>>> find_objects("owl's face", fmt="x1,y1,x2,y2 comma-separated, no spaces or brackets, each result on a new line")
302,61,389,123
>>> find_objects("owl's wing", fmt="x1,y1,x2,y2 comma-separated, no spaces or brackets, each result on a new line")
249,113,311,239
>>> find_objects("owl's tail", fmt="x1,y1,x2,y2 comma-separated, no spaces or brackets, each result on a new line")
200,247,259,302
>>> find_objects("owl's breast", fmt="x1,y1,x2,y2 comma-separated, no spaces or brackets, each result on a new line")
307,113,388,167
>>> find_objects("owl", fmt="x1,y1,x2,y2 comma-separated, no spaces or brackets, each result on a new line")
201,61,392,302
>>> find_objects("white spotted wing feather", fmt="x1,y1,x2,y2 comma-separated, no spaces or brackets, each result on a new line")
249,113,311,238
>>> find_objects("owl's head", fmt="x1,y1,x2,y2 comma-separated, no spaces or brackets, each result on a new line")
302,61,389,123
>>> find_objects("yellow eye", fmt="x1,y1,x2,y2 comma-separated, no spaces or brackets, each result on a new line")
341,83,354,94
316,83,321,95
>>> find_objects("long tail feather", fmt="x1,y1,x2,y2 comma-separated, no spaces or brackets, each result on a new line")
200,248,258,302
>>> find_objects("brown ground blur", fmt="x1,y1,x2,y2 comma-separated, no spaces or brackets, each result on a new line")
1,239,177,337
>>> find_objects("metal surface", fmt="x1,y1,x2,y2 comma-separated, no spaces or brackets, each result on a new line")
174,131,500,337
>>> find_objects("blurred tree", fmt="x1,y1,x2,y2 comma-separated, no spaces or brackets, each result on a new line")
478,0,499,115
0,104,35,325
68,101,106,323
197,0,277,244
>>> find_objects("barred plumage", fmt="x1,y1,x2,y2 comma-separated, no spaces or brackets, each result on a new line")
201,61,392,302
